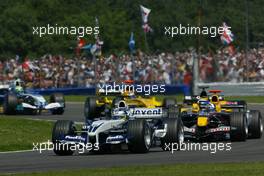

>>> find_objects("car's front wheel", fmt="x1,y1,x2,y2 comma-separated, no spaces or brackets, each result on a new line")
127,119,152,153
52,120,76,155
84,97,100,121
230,112,247,141
248,110,263,139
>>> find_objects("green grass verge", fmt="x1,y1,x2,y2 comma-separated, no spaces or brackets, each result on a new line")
61,95,264,103
0,116,53,152
64,95,88,102
2,162,264,176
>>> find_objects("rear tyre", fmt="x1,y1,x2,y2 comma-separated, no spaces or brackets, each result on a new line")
3,93,17,115
248,110,263,139
167,105,180,118
230,112,247,141
163,98,177,108
50,93,65,115
161,117,184,151
52,120,76,155
127,120,151,153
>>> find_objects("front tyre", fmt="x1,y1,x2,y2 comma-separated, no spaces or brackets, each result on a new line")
248,110,263,139
230,112,247,142
52,120,76,155
84,97,99,121
127,120,152,153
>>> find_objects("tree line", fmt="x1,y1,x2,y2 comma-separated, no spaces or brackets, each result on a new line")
0,0,263,59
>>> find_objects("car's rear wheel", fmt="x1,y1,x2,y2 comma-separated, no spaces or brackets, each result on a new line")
127,119,152,153
167,105,180,118
230,112,247,141
161,117,184,151
52,120,76,155
248,110,263,139
3,93,17,115
163,98,177,108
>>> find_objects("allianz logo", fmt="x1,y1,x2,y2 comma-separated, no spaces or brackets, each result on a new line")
65,135,86,141
107,135,124,141
130,108,162,116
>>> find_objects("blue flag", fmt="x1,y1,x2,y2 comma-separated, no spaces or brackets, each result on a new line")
82,44,92,50
128,32,135,53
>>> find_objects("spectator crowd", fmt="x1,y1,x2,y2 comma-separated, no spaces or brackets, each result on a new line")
1,47,264,88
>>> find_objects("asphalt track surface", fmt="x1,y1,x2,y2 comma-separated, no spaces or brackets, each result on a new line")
0,103,263,174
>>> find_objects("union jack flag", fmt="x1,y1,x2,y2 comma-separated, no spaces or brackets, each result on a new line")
220,22,234,45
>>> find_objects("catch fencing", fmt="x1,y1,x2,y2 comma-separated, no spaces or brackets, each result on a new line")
196,82,264,96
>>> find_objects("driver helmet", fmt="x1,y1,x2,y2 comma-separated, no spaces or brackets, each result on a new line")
206,103,215,111
112,107,128,120
14,79,24,94
198,100,215,111
15,86,24,93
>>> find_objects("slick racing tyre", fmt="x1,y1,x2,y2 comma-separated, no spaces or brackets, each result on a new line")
163,98,177,108
230,112,248,141
3,93,17,115
52,120,76,156
84,97,100,121
248,110,263,139
127,119,152,153
161,117,184,151
167,105,180,118
50,93,65,115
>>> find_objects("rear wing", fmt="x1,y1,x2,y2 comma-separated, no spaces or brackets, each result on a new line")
184,94,225,104
221,101,246,109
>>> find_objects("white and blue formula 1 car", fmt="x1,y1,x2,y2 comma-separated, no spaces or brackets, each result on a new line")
1,80,65,115
52,100,184,155
3,92,65,115
1,86,65,115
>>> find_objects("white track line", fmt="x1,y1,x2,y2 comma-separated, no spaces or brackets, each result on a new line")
0,150,33,154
